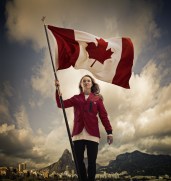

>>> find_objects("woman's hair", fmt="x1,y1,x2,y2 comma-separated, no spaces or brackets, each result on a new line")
79,75,103,100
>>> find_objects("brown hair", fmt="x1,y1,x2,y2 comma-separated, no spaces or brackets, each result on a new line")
79,75,103,99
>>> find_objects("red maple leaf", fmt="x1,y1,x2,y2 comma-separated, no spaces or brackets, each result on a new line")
86,38,113,67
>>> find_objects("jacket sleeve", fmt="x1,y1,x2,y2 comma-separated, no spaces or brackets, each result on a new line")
56,90,75,108
97,99,113,134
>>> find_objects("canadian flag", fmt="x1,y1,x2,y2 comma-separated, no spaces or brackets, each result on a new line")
48,25,134,89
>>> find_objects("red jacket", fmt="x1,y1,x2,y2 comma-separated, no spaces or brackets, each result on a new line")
56,91,112,138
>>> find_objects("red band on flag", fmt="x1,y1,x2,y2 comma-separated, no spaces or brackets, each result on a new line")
112,38,134,89
48,25,79,70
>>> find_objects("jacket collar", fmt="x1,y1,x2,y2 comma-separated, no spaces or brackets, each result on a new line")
80,92,94,101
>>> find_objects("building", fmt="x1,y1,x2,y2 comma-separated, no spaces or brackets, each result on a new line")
0,167,9,176
42,170,49,178
18,163,26,172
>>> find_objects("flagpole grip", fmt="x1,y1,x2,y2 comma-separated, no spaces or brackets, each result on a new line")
42,17,81,181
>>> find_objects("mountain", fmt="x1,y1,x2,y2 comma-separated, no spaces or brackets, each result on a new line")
97,150,171,176
40,149,75,174
40,149,171,176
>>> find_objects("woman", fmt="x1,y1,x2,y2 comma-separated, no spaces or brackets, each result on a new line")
55,75,113,181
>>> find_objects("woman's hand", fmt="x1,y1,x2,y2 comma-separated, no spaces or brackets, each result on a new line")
107,135,113,145
55,80,60,87
55,80,62,96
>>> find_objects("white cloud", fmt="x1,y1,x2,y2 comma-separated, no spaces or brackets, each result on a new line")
0,82,13,122
0,122,71,168
137,136,171,155
0,124,15,134
135,84,171,138
97,143,138,166
6,0,160,59
14,105,32,131
97,61,171,164
31,51,55,99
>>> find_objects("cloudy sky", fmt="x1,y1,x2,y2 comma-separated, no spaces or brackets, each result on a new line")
0,0,171,169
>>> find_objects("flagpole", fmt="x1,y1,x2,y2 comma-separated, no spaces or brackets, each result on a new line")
41,17,81,181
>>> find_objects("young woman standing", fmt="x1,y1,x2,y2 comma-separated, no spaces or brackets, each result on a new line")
55,75,113,181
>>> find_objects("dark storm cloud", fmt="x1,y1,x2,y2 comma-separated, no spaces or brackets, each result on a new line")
0,123,51,167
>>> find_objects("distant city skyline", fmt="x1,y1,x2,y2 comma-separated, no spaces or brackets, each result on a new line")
0,0,171,169
0,149,171,180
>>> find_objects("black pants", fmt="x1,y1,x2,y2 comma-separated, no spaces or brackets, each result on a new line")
73,140,98,181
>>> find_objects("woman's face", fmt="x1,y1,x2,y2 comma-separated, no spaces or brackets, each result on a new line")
81,76,93,91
